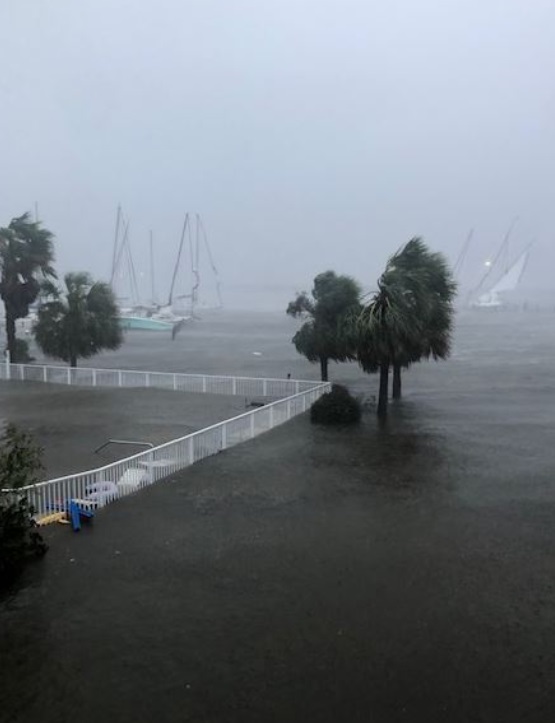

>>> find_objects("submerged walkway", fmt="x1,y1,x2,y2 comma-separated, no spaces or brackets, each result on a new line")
0,381,249,478
1,406,554,722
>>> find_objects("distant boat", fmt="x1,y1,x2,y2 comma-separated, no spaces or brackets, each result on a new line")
168,213,223,320
118,315,174,332
472,248,530,308
110,207,191,335
118,302,192,334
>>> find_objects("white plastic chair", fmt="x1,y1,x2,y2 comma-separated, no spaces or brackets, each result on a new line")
117,468,149,496
85,481,118,507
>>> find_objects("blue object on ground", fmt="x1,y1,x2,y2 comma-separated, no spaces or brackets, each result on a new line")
45,499,94,531
70,501,81,531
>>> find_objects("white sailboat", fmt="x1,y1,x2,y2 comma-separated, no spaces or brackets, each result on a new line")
472,248,530,308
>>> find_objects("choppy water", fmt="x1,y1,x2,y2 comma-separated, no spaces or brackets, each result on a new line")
1,309,554,722
25,307,555,391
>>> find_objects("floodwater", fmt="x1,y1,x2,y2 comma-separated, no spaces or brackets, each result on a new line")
1,309,555,722
0,384,250,478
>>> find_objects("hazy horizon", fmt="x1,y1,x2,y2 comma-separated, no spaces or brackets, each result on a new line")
1,0,553,307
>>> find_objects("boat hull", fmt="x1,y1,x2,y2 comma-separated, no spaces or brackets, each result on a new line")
119,316,174,331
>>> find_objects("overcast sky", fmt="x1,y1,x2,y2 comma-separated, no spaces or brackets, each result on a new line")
1,0,553,307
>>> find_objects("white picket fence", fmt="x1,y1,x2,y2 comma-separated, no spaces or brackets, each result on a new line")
0,362,317,398
0,363,330,520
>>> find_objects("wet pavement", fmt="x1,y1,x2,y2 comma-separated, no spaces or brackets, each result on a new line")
0,383,248,478
1,310,555,721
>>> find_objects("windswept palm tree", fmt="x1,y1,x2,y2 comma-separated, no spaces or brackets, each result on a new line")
0,213,56,362
34,272,122,367
356,238,456,417
356,268,428,417
383,238,457,399
287,271,361,381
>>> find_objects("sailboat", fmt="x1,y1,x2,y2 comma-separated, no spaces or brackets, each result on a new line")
472,248,530,308
166,213,222,320
110,207,185,333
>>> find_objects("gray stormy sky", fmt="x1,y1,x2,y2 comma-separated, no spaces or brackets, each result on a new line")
1,0,554,308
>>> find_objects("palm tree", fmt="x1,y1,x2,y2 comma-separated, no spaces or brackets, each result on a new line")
34,272,123,367
287,271,361,381
0,214,56,362
356,238,456,416
383,239,457,399
356,272,426,417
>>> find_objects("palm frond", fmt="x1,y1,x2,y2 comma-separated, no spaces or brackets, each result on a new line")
356,237,457,372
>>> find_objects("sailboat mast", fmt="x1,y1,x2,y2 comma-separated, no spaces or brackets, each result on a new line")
453,228,473,280
110,204,122,287
121,223,139,305
168,214,189,306
473,217,518,296
149,230,156,304
188,214,200,317
193,214,200,312
113,219,130,285
503,234,510,274
197,214,223,307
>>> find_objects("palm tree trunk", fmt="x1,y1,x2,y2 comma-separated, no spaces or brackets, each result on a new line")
378,361,389,418
5,309,17,363
319,356,329,382
392,364,402,400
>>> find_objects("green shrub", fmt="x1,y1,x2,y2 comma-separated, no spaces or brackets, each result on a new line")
0,497,47,583
13,338,35,363
310,384,362,425
0,425,47,586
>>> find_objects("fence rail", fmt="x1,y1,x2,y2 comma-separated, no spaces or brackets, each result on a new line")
0,362,320,398
0,363,330,520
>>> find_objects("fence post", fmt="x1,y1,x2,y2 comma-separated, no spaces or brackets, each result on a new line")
302,395,307,413
146,373,150,388
221,424,227,451
202,376,207,393
19,365,24,381
263,379,268,396
67,367,71,385
250,413,255,438
295,381,300,394
147,450,154,484
269,406,274,428
5,350,10,380
232,377,237,395
118,370,123,387
43,366,47,383
188,436,194,465
173,374,177,391
92,369,97,387
287,400,291,420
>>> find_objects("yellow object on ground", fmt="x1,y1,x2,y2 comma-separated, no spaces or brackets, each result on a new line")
36,512,68,526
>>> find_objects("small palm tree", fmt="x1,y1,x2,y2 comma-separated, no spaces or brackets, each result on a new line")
34,272,123,367
0,213,56,362
287,271,361,381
